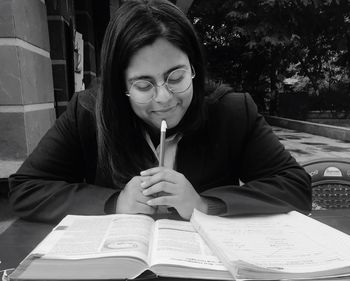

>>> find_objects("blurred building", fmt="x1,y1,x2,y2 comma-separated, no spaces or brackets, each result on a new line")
0,0,193,175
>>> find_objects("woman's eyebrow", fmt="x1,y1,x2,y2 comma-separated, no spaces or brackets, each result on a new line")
127,75,152,83
127,64,189,83
164,64,188,75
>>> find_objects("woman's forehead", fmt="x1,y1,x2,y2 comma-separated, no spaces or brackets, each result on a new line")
125,38,190,79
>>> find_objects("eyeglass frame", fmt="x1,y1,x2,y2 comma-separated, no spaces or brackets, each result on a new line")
125,65,196,104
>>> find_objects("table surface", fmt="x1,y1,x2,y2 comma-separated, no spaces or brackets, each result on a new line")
1,209,350,272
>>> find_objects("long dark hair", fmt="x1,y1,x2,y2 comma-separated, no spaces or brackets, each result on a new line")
96,0,207,186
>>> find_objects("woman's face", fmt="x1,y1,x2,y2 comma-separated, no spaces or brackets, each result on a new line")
125,38,193,131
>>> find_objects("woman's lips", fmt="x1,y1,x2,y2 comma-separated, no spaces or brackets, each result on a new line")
153,104,177,114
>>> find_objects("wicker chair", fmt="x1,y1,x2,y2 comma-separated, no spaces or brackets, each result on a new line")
302,158,350,210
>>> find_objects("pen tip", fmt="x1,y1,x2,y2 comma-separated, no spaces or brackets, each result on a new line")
161,120,167,132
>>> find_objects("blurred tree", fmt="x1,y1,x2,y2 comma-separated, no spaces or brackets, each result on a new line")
188,0,350,115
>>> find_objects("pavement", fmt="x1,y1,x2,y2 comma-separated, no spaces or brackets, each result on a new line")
272,126,350,164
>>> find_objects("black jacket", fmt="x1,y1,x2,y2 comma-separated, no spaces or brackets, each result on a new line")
9,88,311,222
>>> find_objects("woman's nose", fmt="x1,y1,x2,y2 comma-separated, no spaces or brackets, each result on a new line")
153,84,172,103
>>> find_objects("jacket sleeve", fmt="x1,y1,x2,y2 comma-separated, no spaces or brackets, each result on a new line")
201,93,312,216
8,93,118,223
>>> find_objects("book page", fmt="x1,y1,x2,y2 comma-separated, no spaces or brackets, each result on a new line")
34,214,154,262
149,219,226,271
191,210,350,274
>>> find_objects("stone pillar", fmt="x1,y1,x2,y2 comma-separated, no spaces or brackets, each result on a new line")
0,0,55,177
46,0,75,116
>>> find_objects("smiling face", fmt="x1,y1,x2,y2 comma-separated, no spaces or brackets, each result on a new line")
125,38,193,131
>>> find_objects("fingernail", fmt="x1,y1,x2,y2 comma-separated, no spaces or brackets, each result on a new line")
147,200,153,205
140,171,147,176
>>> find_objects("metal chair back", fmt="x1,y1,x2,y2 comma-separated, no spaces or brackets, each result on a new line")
302,158,350,210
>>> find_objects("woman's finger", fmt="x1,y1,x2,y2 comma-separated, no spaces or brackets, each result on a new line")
147,195,175,207
136,189,155,203
140,169,177,188
140,167,163,176
142,181,174,196
135,201,156,214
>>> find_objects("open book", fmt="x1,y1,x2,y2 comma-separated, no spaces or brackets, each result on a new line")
9,214,232,280
191,210,350,280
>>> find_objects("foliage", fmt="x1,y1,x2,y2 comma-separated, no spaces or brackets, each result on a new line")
188,0,350,115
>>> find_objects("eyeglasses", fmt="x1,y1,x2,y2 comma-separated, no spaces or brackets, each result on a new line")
126,67,195,104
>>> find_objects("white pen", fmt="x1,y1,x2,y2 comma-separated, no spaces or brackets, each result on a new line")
159,120,167,167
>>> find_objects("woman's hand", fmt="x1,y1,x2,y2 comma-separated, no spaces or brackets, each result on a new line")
116,176,156,215
140,167,208,220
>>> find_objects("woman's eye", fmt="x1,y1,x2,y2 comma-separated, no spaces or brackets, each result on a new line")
168,76,184,84
168,72,185,84
134,81,153,91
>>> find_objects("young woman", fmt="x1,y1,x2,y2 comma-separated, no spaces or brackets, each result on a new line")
9,0,311,222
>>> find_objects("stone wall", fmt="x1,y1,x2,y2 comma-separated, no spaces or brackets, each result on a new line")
265,115,350,142
0,0,55,163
